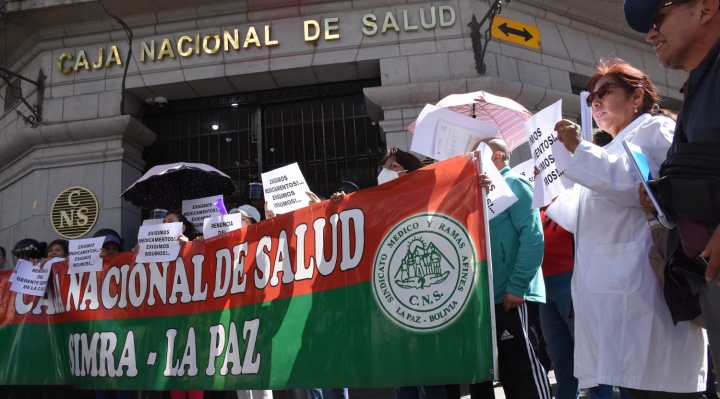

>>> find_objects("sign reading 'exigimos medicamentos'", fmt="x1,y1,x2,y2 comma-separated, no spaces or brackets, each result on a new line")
0,154,493,390
57,6,457,74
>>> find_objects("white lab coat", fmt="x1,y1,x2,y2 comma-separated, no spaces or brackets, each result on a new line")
547,114,707,392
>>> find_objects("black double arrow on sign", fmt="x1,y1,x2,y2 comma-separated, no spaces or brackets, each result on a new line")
498,22,534,42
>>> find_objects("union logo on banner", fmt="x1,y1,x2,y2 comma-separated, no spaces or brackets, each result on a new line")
373,214,475,331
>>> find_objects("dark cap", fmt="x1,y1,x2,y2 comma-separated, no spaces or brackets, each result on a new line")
624,0,663,33
624,0,718,33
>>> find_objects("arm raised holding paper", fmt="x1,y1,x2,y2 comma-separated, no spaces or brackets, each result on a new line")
546,59,707,394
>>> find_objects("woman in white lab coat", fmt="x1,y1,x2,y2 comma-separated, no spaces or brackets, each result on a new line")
550,59,706,398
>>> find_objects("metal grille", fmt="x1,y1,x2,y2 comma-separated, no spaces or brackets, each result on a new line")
143,79,384,209
262,94,384,197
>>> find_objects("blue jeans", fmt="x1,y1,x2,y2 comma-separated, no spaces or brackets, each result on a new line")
540,271,616,399
395,386,447,399
307,388,348,399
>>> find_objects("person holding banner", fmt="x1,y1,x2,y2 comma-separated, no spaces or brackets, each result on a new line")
46,239,69,259
552,59,706,397
470,138,550,399
0,246,7,271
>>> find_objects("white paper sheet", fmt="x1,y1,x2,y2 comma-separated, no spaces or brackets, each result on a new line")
545,184,580,234
182,195,223,230
142,218,165,226
9,258,57,296
478,143,518,219
203,213,244,240
434,119,498,161
580,92,594,142
68,237,104,274
261,163,310,215
511,159,537,185
524,100,573,207
411,105,499,159
135,222,183,263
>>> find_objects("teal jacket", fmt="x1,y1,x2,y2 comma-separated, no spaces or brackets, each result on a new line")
488,166,545,304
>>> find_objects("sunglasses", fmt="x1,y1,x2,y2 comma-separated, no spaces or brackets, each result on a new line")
650,0,692,30
585,82,629,107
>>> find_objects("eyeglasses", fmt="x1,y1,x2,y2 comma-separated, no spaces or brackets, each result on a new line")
585,82,629,107
650,0,692,30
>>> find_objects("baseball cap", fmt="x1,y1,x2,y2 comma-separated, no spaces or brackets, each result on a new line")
624,0,718,33
624,0,662,33
238,204,261,224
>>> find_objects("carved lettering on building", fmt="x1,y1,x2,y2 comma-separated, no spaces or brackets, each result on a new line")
57,7,457,74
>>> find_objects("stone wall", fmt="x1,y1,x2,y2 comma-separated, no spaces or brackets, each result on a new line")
0,0,687,255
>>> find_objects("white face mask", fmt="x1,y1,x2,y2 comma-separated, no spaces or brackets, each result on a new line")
377,168,402,185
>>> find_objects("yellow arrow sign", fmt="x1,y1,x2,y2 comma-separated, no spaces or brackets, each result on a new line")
491,16,541,50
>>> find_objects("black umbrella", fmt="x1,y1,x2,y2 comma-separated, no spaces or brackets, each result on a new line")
120,162,237,210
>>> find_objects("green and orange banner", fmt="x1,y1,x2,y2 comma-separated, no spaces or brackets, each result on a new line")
0,154,493,390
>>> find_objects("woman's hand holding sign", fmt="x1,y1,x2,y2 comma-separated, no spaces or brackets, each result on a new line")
554,120,583,154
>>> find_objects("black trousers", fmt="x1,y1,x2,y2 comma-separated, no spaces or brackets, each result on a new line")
470,302,551,399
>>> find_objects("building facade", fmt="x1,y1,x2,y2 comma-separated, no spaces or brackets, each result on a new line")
0,0,685,254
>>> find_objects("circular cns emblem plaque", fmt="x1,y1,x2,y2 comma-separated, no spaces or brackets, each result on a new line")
51,186,99,239
372,214,476,331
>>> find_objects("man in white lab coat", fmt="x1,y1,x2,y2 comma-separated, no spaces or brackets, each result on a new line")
625,0,720,385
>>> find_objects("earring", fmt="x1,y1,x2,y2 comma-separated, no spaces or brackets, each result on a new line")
634,108,638,113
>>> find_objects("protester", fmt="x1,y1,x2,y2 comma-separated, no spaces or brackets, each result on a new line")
46,239,68,258
237,204,262,226
378,147,418,185
94,229,124,258
469,138,550,399
249,182,266,221
552,58,706,397
11,238,46,262
234,206,273,399
308,181,361,206
0,246,7,271
535,135,623,399
625,0,720,378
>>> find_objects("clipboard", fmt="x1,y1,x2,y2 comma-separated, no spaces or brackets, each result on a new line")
622,140,675,229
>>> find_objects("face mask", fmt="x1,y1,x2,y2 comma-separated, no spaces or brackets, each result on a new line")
377,168,402,185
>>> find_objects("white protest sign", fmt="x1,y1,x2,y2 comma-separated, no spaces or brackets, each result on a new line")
580,92,594,142
135,222,183,263
203,213,244,240
411,105,499,159
142,218,165,226
9,258,57,296
67,237,105,274
525,100,573,207
545,184,580,234
512,159,537,185
532,176,552,209
182,195,222,230
261,162,309,215
434,119,499,161
478,143,517,219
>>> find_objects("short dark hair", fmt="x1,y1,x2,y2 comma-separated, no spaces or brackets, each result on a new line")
593,130,614,147
0,246,5,259
167,212,199,239
47,239,69,257
380,148,423,173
